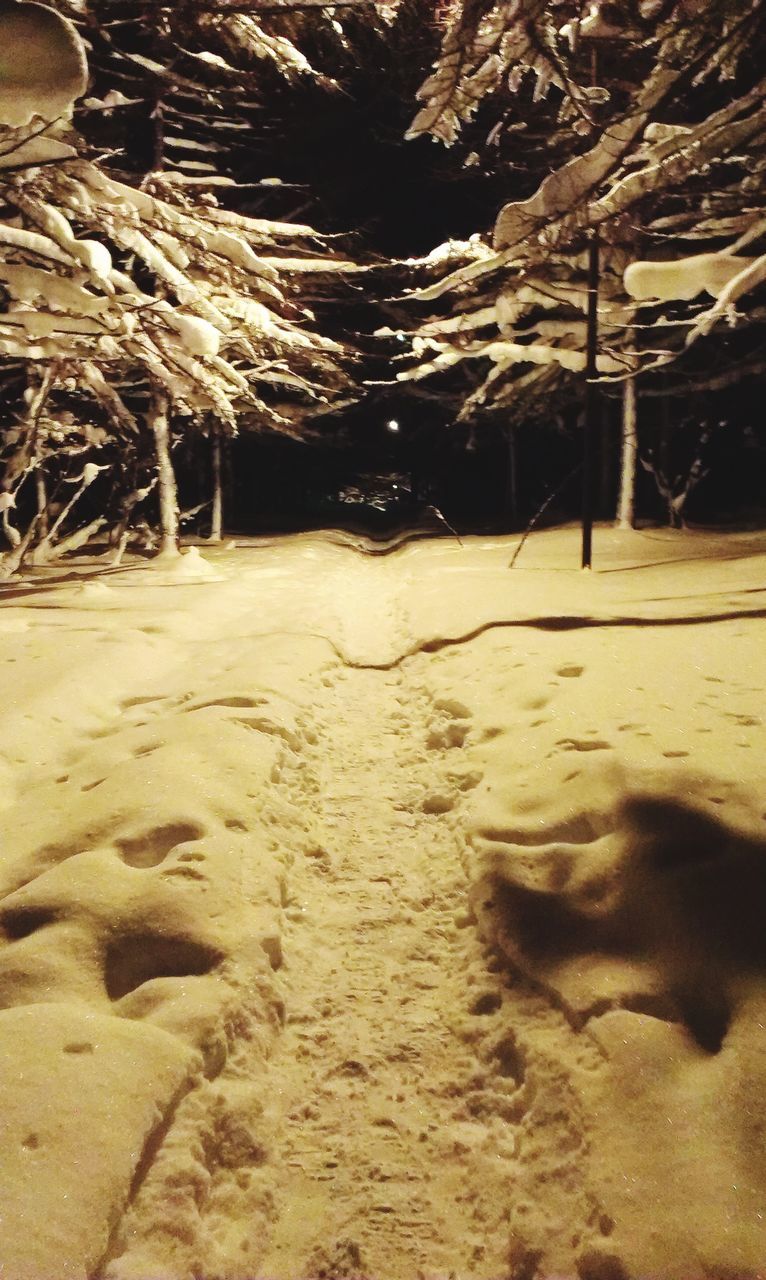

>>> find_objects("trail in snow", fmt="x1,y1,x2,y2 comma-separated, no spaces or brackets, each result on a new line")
258,662,517,1280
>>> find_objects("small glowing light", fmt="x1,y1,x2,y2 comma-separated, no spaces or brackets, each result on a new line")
386,419,400,433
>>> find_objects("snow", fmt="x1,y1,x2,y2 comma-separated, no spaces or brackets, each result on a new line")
0,135,78,170
624,251,758,302
643,121,693,144
0,264,111,316
167,546,225,580
74,239,114,281
83,90,140,110
0,225,75,268
398,337,625,381
79,580,114,601
1,527,766,1278
560,3,629,46
0,2,87,128
169,314,223,359
204,228,280,279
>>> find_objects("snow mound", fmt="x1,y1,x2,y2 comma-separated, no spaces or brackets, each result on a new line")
467,752,766,1274
0,1004,195,1278
79,580,114,601
170,547,223,580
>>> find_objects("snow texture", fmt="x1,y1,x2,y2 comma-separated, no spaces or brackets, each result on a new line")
0,135,78,170
0,529,765,1279
0,1,87,127
169,314,223,359
624,252,758,301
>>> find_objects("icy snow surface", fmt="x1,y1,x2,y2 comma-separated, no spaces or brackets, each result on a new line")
1,526,766,1279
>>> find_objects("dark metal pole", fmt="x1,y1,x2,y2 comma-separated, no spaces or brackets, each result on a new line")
581,225,600,569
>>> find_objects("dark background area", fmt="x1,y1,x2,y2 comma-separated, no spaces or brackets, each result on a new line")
176,387,766,538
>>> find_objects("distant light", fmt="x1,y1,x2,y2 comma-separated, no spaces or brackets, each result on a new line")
386,419,400,433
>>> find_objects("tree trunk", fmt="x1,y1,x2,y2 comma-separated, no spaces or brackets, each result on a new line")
617,373,638,529
110,528,130,567
33,473,91,564
150,389,179,556
25,366,55,543
0,515,39,580
209,428,223,543
43,517,106,562
581,227,600,569
34,464,49,540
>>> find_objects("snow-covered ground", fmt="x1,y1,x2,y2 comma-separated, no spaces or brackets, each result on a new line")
1,525,765,1280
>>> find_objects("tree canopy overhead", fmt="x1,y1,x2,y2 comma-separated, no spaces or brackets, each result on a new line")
0,0,371,565
400,0,765,404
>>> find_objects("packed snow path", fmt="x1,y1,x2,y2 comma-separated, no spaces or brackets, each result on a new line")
1,529,766,1280
257,661,517,1280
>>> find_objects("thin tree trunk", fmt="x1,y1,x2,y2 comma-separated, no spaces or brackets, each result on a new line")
43,517,106,561
209,428,223,542
150,389,179,556
110,528,130,567
33,473,91,563
34,464,49,539
0,515,39,580
25,365,55,543
581,227,600,569
617,373,638,529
